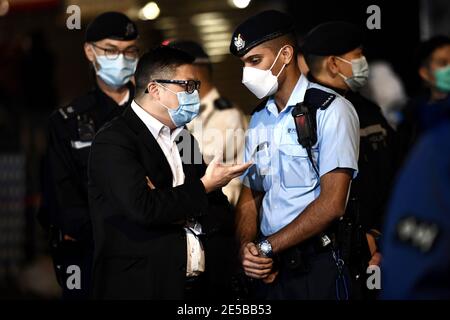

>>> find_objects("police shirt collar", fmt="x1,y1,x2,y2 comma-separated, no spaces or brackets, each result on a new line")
265,74,309,116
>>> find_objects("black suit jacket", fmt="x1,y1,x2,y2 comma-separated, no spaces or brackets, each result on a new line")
88,106,234,299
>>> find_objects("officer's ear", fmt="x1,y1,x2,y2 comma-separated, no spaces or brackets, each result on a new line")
281,45,295,65
84,43,96,63
419,65,432,84
326,56,340,77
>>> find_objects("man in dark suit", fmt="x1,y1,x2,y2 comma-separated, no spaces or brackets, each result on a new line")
88,46,251,299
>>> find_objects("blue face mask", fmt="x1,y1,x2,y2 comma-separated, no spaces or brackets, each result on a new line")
156,83,200,127
92,48,138,88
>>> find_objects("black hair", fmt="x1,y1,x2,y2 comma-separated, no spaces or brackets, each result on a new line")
135,45,195,96
263,32,298,58
415,35,450,69
303,53,326,76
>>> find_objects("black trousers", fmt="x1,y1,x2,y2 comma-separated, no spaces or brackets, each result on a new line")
249,245,351,300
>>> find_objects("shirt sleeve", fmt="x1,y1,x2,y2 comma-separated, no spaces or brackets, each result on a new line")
317,97,360,178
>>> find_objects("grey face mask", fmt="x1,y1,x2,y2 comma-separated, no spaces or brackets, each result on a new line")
337,56,369,91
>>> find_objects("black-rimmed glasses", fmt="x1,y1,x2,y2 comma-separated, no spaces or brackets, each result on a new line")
91,43,139,61
145,79,201,94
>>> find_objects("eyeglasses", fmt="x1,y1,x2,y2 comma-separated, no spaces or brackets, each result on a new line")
91,43,139,61
147,79,201,94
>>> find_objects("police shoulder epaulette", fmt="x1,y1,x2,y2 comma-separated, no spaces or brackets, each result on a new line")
214,97,233,110
251,98,269,115
58,93,96,120
304,88,336,110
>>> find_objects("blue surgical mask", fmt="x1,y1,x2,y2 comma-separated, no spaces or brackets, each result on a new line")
92,47,138,88
156,83,200,127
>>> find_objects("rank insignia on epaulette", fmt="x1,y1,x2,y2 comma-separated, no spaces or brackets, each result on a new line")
396,215,440,253
58,106,75,120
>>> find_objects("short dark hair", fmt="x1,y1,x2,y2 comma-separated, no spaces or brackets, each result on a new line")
135,46,195,96
415,35,450,69
303,53,326,76
262,32,298,57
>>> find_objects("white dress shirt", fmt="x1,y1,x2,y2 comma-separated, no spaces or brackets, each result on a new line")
131,100,205,276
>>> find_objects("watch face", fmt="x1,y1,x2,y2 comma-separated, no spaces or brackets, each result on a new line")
260,242,270,252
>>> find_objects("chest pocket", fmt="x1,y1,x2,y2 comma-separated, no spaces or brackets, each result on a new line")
251,141,272,177
279,144,317,188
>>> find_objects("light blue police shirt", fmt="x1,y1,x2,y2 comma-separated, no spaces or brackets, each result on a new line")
241,74,360,236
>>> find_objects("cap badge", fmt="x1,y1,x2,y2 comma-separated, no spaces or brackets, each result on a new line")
234,34,245,51
125,23,135,37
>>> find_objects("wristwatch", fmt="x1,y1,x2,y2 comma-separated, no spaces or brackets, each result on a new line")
256,238,273,258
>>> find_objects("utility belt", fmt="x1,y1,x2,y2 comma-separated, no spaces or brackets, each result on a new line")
275,232,336,272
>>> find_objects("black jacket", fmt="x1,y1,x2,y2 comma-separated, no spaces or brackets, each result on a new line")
40,83,134,241
88,105,233,299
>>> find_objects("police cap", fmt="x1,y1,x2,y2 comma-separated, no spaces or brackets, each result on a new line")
302,21,363,56
166,40,210,64
86,12,138,42
230,10,294,57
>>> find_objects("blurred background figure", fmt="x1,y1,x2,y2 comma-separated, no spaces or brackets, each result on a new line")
360,61,408,130
396,35,450,165
165,39,247,207
381,110,450,299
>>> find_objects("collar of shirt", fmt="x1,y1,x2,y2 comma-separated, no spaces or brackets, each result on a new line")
131,100,183,144
265,74,309,117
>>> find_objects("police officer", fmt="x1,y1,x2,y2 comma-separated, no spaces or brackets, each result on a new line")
231,10,360,299
40,12,139,299
302,21,397,298
381,111,450,299
166,40,247,207
397,35,450,166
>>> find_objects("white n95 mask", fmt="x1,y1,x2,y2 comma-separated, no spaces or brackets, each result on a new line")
242,46,288,99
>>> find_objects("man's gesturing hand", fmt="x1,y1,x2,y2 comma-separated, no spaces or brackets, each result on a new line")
201,156,252,193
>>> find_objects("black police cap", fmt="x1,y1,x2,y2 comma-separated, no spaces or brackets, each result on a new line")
415,35,450,68
85,12,138,42
166,40,210,64
302,21,363,56
230,10,294,57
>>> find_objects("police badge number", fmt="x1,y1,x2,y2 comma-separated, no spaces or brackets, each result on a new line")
234,34,245,51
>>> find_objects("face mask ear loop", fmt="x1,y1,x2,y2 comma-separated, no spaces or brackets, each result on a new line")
269,46,287,71
276,63,287,78
338,72,348,80
336,56,353,80
155,82,178,95
90,45,101,73
154,82,180,111
270,46,289,78
336,56,352,65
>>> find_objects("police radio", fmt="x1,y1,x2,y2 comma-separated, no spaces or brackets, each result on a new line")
291,101,319,177
291,101,318,149
291,88,336,177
